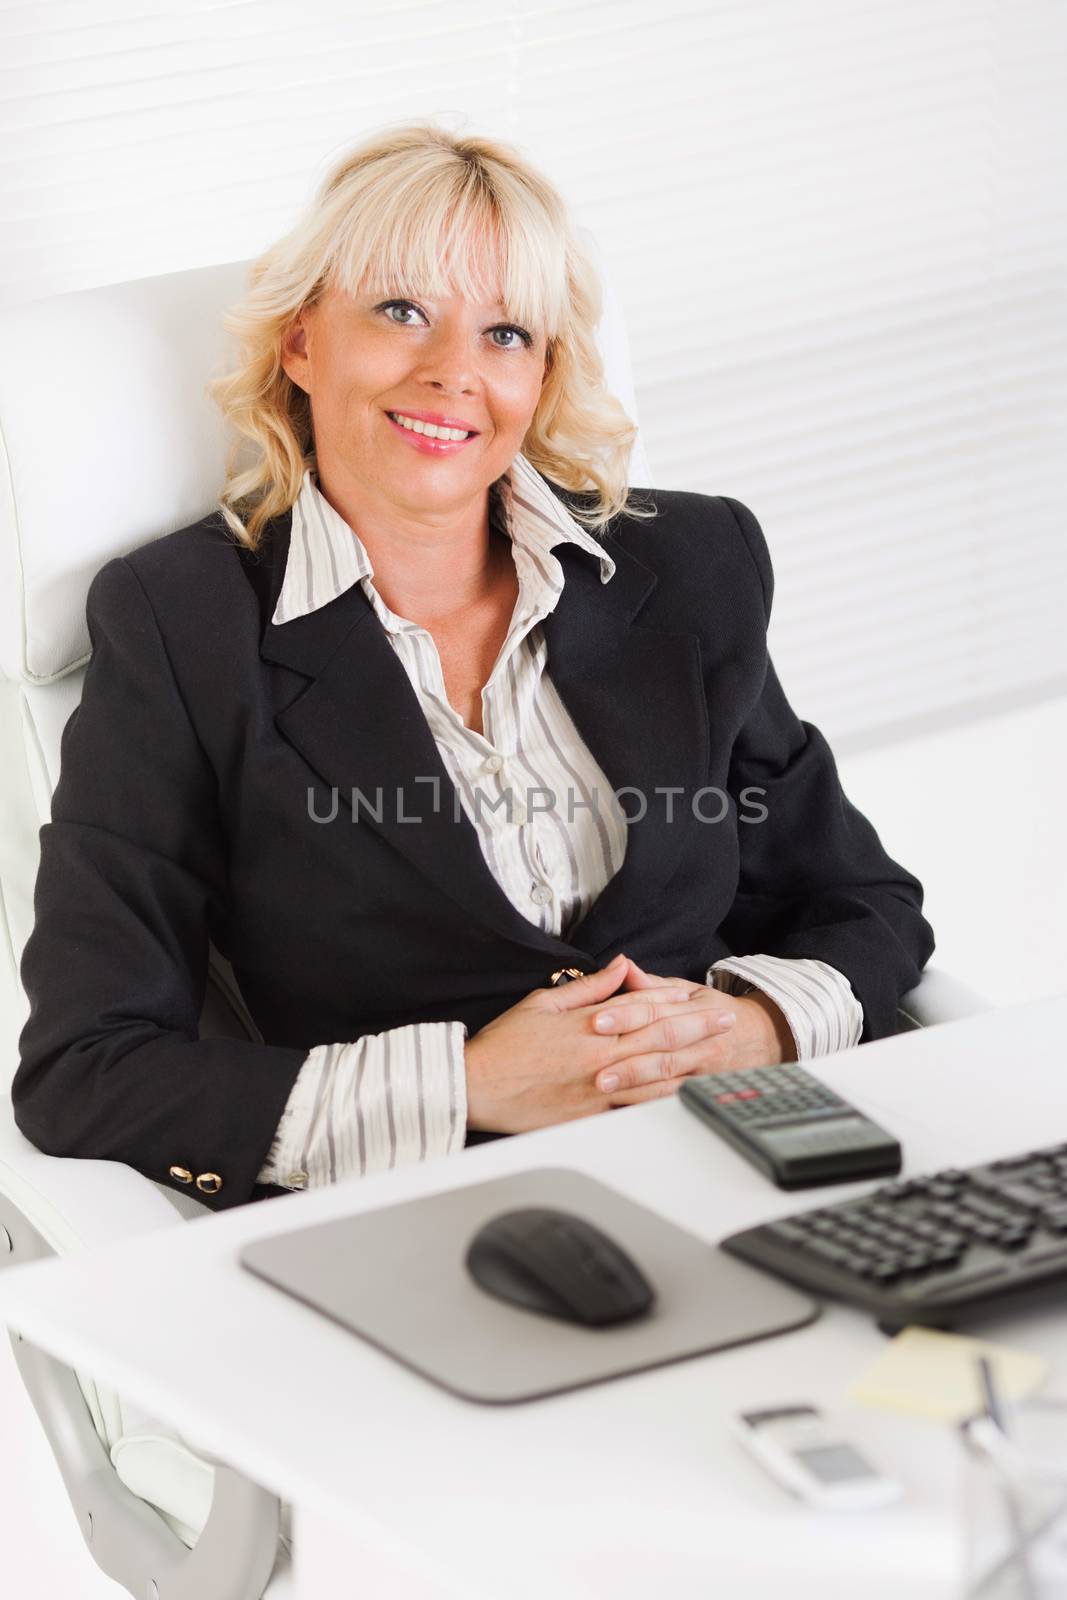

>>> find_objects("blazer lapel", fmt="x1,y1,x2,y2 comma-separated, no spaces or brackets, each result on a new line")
256,508,707,964
541,541,708,952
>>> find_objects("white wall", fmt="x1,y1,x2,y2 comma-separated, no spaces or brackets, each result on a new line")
838,692,1067,1007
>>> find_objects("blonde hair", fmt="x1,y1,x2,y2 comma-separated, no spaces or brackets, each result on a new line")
208,121,656,550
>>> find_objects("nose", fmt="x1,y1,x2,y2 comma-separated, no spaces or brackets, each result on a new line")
418,317,477,397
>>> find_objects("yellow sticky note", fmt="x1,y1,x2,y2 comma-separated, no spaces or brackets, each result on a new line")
848,1326,1048,1421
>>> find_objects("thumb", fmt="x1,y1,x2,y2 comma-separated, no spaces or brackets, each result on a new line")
546,954,628,1008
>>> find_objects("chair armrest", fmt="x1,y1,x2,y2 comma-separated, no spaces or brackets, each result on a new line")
897,965,991,1030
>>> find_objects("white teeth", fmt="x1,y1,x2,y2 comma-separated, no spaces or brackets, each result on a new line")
389,412,471,442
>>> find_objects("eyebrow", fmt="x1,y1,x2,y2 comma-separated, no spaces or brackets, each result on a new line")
372,290,513,313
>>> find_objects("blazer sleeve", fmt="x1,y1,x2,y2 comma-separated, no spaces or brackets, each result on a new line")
714,497,936,1041
13,555,310,1212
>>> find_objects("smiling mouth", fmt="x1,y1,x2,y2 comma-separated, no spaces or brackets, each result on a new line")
386,411,478,442
383,412,479,457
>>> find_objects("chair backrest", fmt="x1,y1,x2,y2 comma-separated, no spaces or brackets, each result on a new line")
0,230,653,1084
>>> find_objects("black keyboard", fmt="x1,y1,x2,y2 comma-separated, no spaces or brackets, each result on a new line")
721,1141,1067,1333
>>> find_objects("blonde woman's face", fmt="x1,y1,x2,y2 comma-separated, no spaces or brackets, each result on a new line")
282,281,549,516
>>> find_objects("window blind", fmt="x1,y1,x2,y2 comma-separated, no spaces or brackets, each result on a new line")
1,0,1063,746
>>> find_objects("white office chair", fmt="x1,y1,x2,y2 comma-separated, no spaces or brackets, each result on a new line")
0,237,987,1600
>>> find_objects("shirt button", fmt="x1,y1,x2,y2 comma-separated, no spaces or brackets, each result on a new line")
482,755,503,774
285,1171,309,1190
530,884,552,905
512,804,527,826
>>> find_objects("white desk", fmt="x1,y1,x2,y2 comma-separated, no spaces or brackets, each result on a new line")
2,996,1067,1600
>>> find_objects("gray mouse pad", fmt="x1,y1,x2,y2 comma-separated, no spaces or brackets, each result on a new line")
239,1167,820,1404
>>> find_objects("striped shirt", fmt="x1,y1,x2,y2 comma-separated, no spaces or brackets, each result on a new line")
256,456,863,1190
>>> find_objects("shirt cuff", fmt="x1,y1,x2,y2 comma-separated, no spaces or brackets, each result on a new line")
256,1021,469,1189
705,954,864,1060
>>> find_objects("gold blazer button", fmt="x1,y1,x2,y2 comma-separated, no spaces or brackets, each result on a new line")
195,1173,223,1195
168,1166,193,1184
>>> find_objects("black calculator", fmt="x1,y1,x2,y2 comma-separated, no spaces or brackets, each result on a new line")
678,1063,902,1189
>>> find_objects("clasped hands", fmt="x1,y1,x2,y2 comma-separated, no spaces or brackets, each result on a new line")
464,952,798,1135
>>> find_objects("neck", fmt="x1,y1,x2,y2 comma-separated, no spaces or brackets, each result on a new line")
314,466,512,624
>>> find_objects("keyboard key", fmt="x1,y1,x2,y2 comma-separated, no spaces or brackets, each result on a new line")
925,1246,965,1270
876,1182,914,1200
992,1183,1046,1211
767,1222,810,1246
869,1260,906,1283
805,1240,853,1267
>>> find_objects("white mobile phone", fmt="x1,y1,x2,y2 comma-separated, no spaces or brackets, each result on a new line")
732,1405,902,1511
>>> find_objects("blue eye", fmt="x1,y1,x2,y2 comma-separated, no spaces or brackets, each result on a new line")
377,299,533,349
490,324,534,350
381,300,426,326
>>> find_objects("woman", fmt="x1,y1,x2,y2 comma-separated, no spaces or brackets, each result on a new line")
13,124,934,1211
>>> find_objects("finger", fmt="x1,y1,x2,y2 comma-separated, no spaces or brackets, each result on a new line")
608,1055,741,1105
587,991,697,1033
594,1012,737,1092
543,953,630,1010
615,959,677,992
607,1076,688,1107
617,964,705,1002
619,959,694,985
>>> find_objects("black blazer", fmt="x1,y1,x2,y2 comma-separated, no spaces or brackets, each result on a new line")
14,484,935,1211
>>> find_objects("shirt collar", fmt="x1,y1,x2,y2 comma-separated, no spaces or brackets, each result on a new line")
271,451,616,629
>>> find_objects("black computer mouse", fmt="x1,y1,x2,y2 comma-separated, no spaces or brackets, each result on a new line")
465,1207,656,1327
